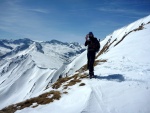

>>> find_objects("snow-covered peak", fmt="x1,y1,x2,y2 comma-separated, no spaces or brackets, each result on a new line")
45,39,67,45
44,39,84,50
0,38,33,45
0,38,85,109
98,15,150,63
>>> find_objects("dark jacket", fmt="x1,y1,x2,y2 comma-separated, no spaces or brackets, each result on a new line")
85,37,97,52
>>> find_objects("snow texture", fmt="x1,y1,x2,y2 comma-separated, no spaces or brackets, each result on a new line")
0,15,150,113
0,39,85,109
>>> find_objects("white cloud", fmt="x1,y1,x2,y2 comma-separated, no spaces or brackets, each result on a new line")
27,8,49,14
97,7,149,16
0,0,79,42
97,6,150,16
0,0,51,40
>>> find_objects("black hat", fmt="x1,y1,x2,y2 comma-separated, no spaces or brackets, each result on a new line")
89,32,94,36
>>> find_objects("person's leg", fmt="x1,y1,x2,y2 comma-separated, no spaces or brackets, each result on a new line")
89,51,96,78
87,52,90,70
88,51,92,77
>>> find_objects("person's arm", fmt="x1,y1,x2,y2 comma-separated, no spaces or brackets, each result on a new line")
85,34,89,46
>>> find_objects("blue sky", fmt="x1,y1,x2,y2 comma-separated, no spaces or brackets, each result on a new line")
0,0,150,43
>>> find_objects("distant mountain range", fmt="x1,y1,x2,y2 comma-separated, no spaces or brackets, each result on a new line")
0,38,85,59
0,38,85,109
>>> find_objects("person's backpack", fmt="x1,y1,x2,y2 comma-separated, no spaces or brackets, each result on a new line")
92,38,100,52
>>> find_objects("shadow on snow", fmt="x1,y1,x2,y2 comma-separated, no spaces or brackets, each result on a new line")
94,74,125,82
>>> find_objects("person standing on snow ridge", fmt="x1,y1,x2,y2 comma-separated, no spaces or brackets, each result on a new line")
85,32,100,79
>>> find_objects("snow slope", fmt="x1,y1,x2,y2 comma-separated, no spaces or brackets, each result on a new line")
0,39,85,109
1,15,150,113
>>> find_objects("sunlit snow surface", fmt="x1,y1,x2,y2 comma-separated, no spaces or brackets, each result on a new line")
1,15,150,113
0,39,84,109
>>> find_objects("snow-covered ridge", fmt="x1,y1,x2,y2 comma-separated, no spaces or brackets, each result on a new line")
98,15,150,63
0,38,85,109
57,15,150,113
100,15,150,49
61,15,150,77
